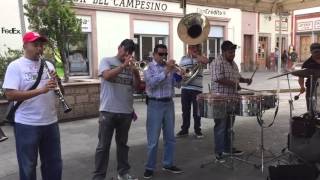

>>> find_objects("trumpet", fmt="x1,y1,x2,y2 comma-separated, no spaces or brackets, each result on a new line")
163,60,200,85
134,61,148,70
43,61,72,113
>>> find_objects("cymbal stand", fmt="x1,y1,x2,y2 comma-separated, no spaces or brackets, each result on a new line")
262,74,304,167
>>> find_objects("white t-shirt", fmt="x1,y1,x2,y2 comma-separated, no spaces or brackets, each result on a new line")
2,57,58,126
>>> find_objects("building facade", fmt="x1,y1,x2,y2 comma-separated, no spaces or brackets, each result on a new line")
257,13,292,71
294,7,320,62
4,0,300,78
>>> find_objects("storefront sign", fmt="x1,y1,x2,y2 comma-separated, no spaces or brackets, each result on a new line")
275,20,288,31
315,20,320,30
297,21,313,32
196,8,227,17
73,0,169,12
77,16,92,32
1,27,21,34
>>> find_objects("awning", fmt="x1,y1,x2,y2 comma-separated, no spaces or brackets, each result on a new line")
175,0,320,13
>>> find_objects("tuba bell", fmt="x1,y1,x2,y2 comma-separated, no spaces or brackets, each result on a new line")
177,13,210,85
177,13,210,45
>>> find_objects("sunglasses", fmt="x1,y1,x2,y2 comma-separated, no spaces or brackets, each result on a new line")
158,52,168,56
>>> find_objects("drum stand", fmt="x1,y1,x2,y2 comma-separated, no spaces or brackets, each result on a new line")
261,74,308,168
200,100,256,170
244,100,277,173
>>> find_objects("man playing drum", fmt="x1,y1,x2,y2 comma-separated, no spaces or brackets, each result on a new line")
298,43,320,112
210,40,252,162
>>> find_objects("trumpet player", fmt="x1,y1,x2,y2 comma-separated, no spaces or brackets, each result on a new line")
93,39,141,180
2,32,62,180
176,44,209,139
143,44,183,179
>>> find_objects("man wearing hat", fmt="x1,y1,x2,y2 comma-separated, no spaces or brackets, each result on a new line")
298,42,320,111
210,40,252,162
2,32,62,180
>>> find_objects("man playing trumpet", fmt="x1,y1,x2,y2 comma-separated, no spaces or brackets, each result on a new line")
143,44,183,179
92,39,141,180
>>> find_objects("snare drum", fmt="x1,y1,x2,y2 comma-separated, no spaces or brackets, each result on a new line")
237,94,262,117
258,92,277,110
197,93,237,119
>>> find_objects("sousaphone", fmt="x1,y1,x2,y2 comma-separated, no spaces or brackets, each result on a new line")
177,13,210,85
177,13,210,45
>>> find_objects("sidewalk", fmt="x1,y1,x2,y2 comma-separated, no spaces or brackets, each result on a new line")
0,93,312,180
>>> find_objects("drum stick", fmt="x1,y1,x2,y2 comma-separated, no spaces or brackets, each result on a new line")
241,87,261,92
249,67,258,81
294,92,302,101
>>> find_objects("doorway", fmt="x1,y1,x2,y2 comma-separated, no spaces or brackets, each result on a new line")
243,35,254,71
300,36,312,62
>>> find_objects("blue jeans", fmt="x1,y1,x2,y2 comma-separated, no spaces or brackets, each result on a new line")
145,99,176,170
14,123,62,180
214,115,235,154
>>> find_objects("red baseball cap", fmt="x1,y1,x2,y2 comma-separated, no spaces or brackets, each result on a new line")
23,32,48,44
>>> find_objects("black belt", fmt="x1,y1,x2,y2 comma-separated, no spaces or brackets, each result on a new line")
148,97,172,102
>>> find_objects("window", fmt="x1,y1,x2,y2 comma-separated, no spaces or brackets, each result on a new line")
134,34,168,62
276,36,287,51
204,26,224,62
258,36,268,59
67,33,91,76
203,37,222,62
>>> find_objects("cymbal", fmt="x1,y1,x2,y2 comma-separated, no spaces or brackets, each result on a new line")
290,69,320,77
268,69,320,80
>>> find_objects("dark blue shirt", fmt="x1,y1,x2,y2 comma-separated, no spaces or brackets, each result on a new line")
302,57,320,89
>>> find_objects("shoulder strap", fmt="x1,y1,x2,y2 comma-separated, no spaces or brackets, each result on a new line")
11,59,45,110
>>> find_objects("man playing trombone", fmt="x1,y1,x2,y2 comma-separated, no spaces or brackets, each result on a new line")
176,44,208,139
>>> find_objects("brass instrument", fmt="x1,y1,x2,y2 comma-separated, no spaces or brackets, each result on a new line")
177,13,210,85
134,61,148,71
177,13,210,45
43,61,72,113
